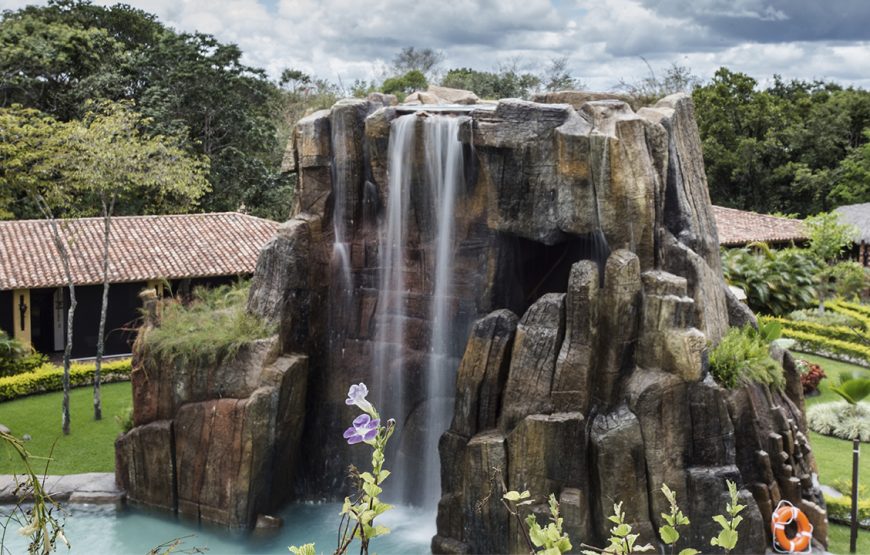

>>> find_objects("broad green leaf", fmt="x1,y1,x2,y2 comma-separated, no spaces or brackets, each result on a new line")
712,514,729,529
360,472,375,484
660,524,679,544
711,528,739,550
611,523,631,537
679,549,700,555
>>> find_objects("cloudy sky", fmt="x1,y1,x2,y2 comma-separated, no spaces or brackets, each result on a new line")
3,0,870,90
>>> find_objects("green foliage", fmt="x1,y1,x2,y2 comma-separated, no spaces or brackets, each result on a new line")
380,70,428,98
658,484,696,555
0,331,47,378
828,298,870,328
828,261,868,301
0,358,131,401
761,315,864,347
825,495,870,529
140,282,275,368
708,325,785,389
0,431,67,553
584,501,654,555
288,544,316,555
721,246,818,315
774,326,870,365
115,404,134,434
693,68,870,216
440,65,541,100
0,1,287,218
710,480,745,553
807,401,870,441
806,212,859,264
522,494,572,555
829,372,870,405
788,308,860,327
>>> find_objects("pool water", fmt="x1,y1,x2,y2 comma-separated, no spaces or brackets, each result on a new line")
1,502,435,554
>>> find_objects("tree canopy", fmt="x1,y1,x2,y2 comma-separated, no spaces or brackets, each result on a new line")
0,0,287,219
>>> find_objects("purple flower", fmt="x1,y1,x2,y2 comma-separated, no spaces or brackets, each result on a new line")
343,413,381,445
345,382,375,415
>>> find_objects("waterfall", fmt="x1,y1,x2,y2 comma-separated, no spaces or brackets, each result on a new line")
372,113,464,508
373,114,416,440
420,116,463,506
330,110,353,297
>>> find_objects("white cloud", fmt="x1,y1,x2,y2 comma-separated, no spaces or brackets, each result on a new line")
2,0,870,91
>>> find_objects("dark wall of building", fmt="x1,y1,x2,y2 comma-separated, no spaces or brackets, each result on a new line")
0,290,12,339
65,282,144,358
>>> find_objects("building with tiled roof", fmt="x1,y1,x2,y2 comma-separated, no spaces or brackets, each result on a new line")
712,205,807,247
0,212,278,358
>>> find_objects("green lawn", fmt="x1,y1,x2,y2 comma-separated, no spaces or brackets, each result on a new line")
795,353,869,554
0,382,131,474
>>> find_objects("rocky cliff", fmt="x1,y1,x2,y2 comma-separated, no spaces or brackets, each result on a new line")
119,87,826,550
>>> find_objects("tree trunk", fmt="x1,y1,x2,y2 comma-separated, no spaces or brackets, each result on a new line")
94,195,115,421
38,197,76,435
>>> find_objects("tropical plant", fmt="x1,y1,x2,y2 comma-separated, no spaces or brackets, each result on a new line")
658,484,698,555
795,359,827,395
807,401,870,442
721,245,818,315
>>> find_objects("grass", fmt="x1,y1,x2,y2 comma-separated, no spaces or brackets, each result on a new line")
0,382,131,474
141,281,275,368
795,352,869,554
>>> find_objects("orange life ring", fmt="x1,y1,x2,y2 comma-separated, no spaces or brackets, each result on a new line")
771,501,813,553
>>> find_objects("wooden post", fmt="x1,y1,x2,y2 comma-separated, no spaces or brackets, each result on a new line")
850,438,860,553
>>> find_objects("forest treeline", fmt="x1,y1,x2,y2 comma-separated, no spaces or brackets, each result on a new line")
2,0,869,220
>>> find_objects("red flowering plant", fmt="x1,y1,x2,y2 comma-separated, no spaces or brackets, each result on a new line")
796,359,827,396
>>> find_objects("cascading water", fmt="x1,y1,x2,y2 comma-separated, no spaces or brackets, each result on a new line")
420,116,463,506
373,114,416,443
330,110,353,300
372,112,465,508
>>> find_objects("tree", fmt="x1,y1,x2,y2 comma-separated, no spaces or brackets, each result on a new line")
805,211,859,310
0,105,78,434
63,100,209,419
0,1,287,219
542,56,581,92
440,65,540,99
391,46,443,81
381,70,428,97
617,59,700,106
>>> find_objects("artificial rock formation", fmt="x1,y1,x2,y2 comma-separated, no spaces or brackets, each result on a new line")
119,88,826,549
116,314,308,527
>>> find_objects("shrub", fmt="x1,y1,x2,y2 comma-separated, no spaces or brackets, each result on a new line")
795,359,827,395
787,308,860,328
721,246,818,315
827,300,870,331
772,326,870,366
0,331,48,378
829,261,868,301
761,315,861,345
825,495,870,529
140,282,275,368
0,359,132,402
807,401,870,441
709,325,785,389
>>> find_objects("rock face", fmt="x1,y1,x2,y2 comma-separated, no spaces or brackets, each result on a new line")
120,90,825,550
116,336,308,528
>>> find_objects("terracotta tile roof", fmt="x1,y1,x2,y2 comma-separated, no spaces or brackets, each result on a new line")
0,213,279,290
713,205,807,247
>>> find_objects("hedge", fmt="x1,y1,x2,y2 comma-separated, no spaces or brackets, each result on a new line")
830,299,870,320
825,495,870,530
0,359,132,402
765,324,870,367
760,316,862,345
827,301,870,331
